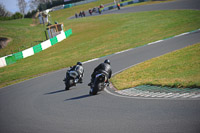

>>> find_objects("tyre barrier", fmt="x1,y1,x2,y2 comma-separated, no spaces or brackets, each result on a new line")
0,29,72,68
101,0,148,12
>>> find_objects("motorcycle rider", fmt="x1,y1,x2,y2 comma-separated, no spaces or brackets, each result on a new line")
65,62,84,83
88,59,112,86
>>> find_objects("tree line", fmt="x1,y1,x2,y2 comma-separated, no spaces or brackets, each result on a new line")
0,0,84,21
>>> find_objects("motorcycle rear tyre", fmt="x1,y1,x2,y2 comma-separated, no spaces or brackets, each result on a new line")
90,82,101,95
65,79,73,90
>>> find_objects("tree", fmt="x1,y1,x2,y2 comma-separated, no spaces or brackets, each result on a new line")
12,12,23,19
29,0,52,11
24,9,37,18
17,0,27,18
0,3,11,17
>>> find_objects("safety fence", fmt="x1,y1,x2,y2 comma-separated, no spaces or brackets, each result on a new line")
101,0,148,12
0,29,72,68
64,0,98,9
52,0,99,11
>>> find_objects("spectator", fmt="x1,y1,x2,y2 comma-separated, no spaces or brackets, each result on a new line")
79,11,82,17
98,8,101,14
92,8,96,13
89,9,92,15
82,11,85,17
99,4,104,8
117,3,120,10
75,13,78,18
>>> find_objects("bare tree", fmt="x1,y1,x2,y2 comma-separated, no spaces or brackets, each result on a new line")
17,0,27,18
29,0,40,10
0,3,11,17
29,0,51,11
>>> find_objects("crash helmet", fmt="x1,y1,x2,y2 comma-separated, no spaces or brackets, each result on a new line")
104,59,110,65
77,62,82,66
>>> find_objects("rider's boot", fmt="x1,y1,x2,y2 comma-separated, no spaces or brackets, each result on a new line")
79,77,83,83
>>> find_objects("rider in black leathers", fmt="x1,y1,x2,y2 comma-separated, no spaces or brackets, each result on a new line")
88,59,112,86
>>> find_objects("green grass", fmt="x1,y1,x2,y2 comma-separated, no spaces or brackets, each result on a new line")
0,10,200,88
111,43,200,90
0,19,46,57
50,0,114,22
0,0,173,57
0,0,114,57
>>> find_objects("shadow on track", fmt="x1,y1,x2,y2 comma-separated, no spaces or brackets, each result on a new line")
44,89,66,95
65,94,92,101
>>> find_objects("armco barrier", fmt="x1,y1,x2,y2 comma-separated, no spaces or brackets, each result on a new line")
102,0,148,12
64,4,72,8
64,0,98,9
0,29,72,68
128,1,134,4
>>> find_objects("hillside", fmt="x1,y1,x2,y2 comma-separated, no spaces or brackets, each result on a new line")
0,0,200,88
0,0,114,57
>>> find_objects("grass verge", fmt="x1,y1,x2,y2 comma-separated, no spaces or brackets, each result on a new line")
50,0,114,22
0,10,200,88
111,43,200,90
0,0,175,57
0,0,114,57
0,19,46,57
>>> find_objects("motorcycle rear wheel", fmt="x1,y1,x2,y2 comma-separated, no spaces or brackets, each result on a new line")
65,79,73,90
90,81,103,95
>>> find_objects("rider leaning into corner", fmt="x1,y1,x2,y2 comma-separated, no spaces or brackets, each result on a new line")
88,59,112,86
68,62,84,83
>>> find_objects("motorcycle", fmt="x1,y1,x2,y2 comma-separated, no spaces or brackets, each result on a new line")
89,73,109,95
63,67,82,90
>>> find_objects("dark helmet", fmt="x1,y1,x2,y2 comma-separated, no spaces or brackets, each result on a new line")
104,59,110,65
77,62,82,66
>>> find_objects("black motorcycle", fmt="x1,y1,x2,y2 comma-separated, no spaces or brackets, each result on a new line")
63,68,81,90
89,73,109,95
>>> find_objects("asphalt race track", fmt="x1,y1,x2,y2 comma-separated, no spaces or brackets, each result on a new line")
104,0,200,14
69,0,200,19
1,0,200,133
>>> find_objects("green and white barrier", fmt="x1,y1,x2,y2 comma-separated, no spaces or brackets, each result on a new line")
0,56,7,67
57,30,66,42
41,39,51,50
0,29,72,68
22,47,34,58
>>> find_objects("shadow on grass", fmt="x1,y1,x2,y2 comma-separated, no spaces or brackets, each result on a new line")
65,94,92,101
34,40,43,43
